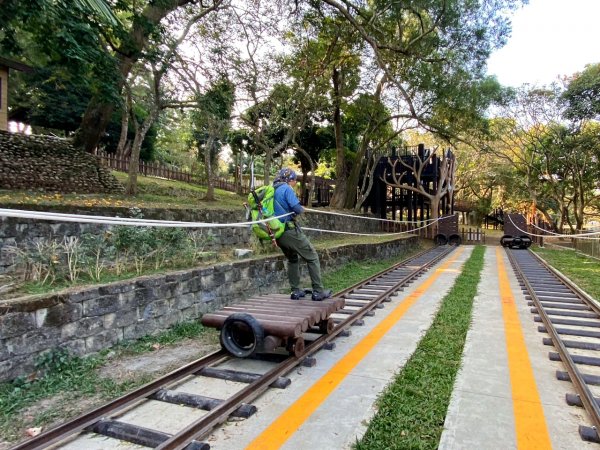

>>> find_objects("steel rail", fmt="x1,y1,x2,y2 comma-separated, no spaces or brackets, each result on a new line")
157,245,455,449
9,351,228,450
11,246,455,450
528,249,600,317
506,249,600,441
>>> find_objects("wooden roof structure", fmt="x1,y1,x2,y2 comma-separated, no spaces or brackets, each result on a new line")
0,56,34,73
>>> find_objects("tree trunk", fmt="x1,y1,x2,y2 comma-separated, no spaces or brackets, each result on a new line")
74,101,115,153
343,140,368,209
329,67,346,208
235,153,243,195
292,137,316,206
430,196,440,221
204,138,215,200
126,108,157,195
116,97,130,156
263,145,272,185
73,0,207,152
354,153,377,212
126,132,142,196
341,74,386,209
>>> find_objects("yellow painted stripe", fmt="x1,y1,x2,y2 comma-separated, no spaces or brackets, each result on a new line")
496,247,552,449
246,248,466,450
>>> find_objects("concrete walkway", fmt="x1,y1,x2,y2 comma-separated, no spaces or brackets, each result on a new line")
60,246,598,449
439,246,595,450
208,247,472,449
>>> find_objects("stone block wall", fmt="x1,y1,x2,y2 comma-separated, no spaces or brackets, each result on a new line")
0,235,418,381
0,130,123,193
0,206,389,274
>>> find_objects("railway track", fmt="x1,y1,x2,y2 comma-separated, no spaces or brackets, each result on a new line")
11,245,454,450
507,248,600,443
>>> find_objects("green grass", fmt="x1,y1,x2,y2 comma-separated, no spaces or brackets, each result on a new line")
532,246,600,300
355,245,486,450
323,244,426,293
0,170,246,211
6,235,414,300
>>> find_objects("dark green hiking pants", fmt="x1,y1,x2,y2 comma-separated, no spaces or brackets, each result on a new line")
276,226,324,293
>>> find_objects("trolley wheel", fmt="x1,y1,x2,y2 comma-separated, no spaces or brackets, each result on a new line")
519,235,532,249
287,337,305,358
510,236,523,249
434,234,448,246
220,313,265,358
448,234,462,246
500,235,513,247
319,318,335,335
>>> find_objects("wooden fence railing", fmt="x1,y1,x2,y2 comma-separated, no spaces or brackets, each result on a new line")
97,151,335,205
97,151,262,194
461,227,486,244
573,236,600,260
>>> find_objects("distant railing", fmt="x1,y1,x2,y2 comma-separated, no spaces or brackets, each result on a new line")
96,151,335,206
572,235,600,260
96,151,261,194
375,221,486,243
461,227,486,244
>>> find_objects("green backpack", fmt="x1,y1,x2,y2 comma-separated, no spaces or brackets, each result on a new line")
247,183,285,241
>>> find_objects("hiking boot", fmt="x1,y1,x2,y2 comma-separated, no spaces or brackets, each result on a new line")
311,289,332,301
290,289,306,300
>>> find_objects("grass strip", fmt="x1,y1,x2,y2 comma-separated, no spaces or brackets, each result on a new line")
532,246,600,300
322,244,425,293
355,245,486,450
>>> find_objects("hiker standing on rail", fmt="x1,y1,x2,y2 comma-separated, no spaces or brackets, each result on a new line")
273,168,332,301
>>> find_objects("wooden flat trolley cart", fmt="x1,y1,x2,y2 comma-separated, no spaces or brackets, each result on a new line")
201,295,345,358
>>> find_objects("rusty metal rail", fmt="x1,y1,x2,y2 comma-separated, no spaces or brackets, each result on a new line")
506,248,600,443
10,245,454,450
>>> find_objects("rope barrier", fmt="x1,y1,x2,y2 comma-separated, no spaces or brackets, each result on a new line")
528,221,600,239
0,208,292,228
0,207,443,237
508,215,600,239
302,216,442,237
303,207,438,224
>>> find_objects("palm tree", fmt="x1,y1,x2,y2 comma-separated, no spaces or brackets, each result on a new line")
76,0,120,25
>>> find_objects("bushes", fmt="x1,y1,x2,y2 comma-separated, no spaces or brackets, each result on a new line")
6,226,215,290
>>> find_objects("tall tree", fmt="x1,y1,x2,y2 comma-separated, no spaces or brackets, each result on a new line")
563,62,600,121
190,77,235,200
487,84,600,231
286,12,363,208
315,0,520,208
73,0,225,153
1,0,124,132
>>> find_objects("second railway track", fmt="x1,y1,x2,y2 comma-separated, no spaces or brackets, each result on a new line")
11,245,455,450
507,248,600,444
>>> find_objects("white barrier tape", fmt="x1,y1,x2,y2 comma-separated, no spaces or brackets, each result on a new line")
528,221,600,239
304,207,438,224
0,208,442,237
302,216,442,236
509,215,600,239
0,208,293,229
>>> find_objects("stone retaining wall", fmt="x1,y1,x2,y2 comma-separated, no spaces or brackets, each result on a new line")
0,236,418,382
0,206,388,274
0,130,123,193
